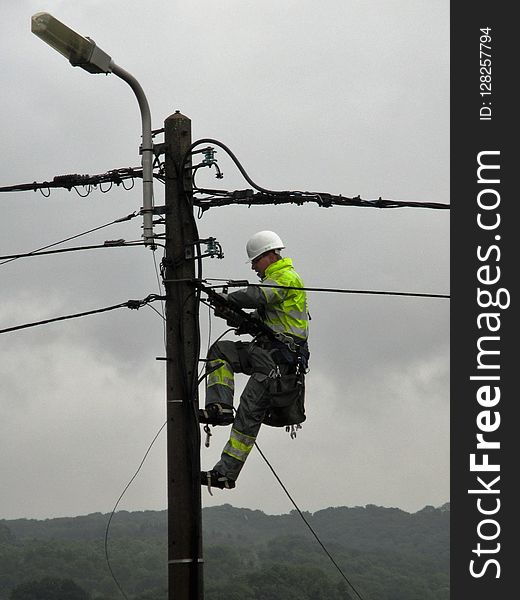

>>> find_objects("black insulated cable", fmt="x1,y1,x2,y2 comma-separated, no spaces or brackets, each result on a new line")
0,294,165,334
184,138,449,210
0,240,147,262
0,211,139,267
166,278,450,300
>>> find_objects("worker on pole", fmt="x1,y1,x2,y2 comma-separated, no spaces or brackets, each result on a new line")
200,231,310,490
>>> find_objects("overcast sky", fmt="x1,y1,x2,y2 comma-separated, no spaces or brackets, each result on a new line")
1,0,449,521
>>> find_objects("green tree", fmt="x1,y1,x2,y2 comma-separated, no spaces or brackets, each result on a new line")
9,577,90,600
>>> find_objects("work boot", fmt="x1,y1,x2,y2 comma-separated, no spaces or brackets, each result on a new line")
201,470,236,490
198,403,233,426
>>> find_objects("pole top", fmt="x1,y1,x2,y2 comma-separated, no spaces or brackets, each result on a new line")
166,110,190,122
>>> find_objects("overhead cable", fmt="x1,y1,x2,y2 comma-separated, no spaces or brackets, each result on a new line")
0,294,165,335
193,189,450,211
0,167,144,195
0,211,139,268
229,281,450,300
166,278,450,300
1,144,449,211
0,240,146,262
185,138,450,211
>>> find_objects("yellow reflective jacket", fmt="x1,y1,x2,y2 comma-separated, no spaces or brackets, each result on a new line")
227,257,309,341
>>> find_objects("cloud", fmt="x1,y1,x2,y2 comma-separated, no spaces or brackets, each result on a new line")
1,0,449,520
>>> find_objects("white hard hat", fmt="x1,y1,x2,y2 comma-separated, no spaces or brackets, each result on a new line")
246,230,285,262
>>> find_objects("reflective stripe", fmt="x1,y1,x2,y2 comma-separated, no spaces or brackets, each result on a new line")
223,428,255,463
260,258,309,341
265,319,308,339
259,280,283,303
207,359,234,391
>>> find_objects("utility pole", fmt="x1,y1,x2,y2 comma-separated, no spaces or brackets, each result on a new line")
163,111,204,599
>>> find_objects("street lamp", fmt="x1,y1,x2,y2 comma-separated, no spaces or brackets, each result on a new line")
31,12,155,247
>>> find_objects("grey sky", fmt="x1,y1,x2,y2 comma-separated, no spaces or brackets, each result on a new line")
1,0,449,520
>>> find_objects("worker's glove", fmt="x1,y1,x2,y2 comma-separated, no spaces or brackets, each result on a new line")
234,321,250,335
213,303,227,319
212,302,242,329
225,312,243,329
210,293,229,319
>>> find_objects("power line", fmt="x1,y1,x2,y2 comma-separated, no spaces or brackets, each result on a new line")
193,188,450,212
0,211,139,267
236,282,450,300
255,440,366,600
0,167,144,194
0,140,449,212
0,240,146,262
0,294,165,334
167,278,450,300
184,138,450,212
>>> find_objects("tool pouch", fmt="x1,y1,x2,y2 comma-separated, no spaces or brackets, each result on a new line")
263,372,306,427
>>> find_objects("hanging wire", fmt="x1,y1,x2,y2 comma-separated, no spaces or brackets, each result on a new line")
104,420,167,600
255,441,367,600
146,303,166,322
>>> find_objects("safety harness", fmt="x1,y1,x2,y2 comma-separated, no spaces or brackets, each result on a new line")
196,282,309,435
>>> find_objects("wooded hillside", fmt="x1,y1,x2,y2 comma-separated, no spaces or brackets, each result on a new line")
0,503,449,600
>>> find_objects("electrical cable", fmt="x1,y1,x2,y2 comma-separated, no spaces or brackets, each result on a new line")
255,441,366,600
146,303,166,322
104,420,167,600
151,207,167,347
185,138,306,195
0,211,139,268
183,138,449,211
193,189,450,212
0,167,144,194
231,282,450,300
167,278,450,300
0,240,146,262
0,294,165,335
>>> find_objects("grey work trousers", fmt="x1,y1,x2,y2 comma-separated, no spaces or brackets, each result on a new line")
205,339,291,481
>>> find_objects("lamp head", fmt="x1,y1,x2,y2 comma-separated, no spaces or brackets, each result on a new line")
31,12,112,74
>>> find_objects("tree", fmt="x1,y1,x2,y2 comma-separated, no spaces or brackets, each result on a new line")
9,577,90,600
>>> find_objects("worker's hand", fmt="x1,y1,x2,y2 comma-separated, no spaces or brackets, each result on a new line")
234,322,250,335
213,304,227,319
210,293,228,318
225,312,243,329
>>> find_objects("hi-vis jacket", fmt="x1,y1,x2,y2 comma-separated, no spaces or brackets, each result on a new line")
226,257,309,341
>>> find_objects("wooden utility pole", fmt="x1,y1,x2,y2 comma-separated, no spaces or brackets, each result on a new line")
163,111,204,599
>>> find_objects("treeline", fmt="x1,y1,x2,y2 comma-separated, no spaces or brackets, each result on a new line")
0,503,449,600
